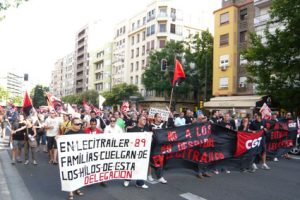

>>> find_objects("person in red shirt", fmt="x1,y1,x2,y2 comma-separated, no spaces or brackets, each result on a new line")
84,118,102,134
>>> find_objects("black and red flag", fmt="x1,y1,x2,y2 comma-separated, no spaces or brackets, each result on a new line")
172,59,186,86
22,91,33,117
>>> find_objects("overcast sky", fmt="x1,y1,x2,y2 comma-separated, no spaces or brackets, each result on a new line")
0,0,221,86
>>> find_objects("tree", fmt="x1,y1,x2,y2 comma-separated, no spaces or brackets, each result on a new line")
243,0,300,112
142,31,213,103
142,40,188,96
0,0,28,20
0,86,9,101
184,30,213,102
31,85,49,108
11,95,23,106
62,90,99,106
102,83,142,106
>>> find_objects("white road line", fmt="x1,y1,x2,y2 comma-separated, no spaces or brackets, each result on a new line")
290,155,300,160
180,192,207,200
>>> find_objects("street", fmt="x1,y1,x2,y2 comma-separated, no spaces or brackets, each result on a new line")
1,148,300,200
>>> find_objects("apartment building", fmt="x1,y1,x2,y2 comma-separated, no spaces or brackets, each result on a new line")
0,70,24,98
112,0,203,109
50,52,75,98
205,0,266,114
89,42,113,93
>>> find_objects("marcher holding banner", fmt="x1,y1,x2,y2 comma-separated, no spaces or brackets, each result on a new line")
123,115,150,189
64,117,85,200
149,113,167,184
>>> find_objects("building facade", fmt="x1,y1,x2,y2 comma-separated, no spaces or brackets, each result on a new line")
50,52,75,98
112,0,204,110
206,0,264,115
0,70,24,98
89,42,113,93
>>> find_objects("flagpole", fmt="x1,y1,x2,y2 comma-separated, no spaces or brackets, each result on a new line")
168,87,174,110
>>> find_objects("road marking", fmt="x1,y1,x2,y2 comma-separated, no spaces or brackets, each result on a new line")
180,192,207,200
290,155,300,160
146,180,159,184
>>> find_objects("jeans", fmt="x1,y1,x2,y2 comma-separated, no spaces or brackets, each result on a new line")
24,141,36,161
154,167,163,179
136,180,145,186
36,134,46,145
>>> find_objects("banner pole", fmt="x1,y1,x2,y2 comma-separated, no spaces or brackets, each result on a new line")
168,86,174,110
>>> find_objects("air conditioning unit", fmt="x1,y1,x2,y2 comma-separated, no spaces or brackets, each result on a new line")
220,65,227,71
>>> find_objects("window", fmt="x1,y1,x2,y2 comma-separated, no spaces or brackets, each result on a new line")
130,76,133,84
147,9,156,22
137,20,140,28
142,45,145,55
219,77,229,88
220,55,229,67
171,8,176,21
146,41,150,52
143,17,146,25
96,72,103,80
142,31,146,40
151,40,155,50
131,49,134,58
159,23,167,32
239,77,247,88
136,47,139,57
95,83,103,91
151,24,155,35
131,36,134,45
159,7,167,17
159,40,166,48
131,63,133,72
132,23,135,31
220,33,229,46
170,24,176,34
142,60,145,68
220,12,229,25
240,31,247,43
136,61,139,71
137,34,140,43
135,75,139,84
240,8,247,20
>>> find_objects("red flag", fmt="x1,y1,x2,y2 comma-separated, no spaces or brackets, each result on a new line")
172,59,185,86
22,91,33,117
46,92,62,112
83,100,91,113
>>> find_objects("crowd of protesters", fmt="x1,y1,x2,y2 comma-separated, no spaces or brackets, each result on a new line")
0,105,298,200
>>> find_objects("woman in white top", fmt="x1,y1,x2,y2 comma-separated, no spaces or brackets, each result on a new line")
104,117,123,134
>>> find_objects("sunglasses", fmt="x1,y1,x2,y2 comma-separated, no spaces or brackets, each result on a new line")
111,120,116,122
74,123,82,126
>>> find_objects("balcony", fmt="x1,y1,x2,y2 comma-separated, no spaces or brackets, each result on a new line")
156,13,168,21
254,13,270,27
254,0,271,7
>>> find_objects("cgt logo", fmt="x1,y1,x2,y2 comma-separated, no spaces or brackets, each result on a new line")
245,137,262,150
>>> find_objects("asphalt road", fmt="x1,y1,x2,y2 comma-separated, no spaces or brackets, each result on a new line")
1,149,300,200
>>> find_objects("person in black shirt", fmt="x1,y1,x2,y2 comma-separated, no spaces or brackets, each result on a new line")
185,109,195,125
249,113,270,170
123,115,149,189
219,113,236,131
11,114,27,164
64,117,85,200
24,118,38,165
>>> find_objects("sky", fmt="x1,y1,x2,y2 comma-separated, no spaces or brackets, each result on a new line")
0,0,221,87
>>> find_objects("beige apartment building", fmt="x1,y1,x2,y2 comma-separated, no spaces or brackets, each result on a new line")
112,0,204,110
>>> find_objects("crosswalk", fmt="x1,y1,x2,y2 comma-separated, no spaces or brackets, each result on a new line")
0,136,10,151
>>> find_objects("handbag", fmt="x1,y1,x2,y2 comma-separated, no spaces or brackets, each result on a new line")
26,127,37,148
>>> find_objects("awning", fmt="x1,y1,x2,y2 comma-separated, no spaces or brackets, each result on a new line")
204,95,265,109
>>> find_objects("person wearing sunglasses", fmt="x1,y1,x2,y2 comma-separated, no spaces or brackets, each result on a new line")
104,117,123,134
64,117,85,199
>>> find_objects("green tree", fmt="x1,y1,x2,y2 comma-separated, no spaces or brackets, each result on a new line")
0,0,28,20
184,30,213,102
11,95,23,106
243,0,300,112
0,86,9,101
102,83,142,106
142,40,187,96
31,85,49,107
62,90,99,106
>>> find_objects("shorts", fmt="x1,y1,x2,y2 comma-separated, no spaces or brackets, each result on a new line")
12,140,25,149
46,136,57,150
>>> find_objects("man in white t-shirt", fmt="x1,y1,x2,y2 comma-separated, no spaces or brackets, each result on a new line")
44,111,62,164
104,117,123,134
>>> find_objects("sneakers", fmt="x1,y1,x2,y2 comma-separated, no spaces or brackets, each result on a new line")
147,175,154,182
213,170,219,175
252,163,258,170
261,163,270,170
11,159,16,165
273,157,279,162
225,170,231,174
17,158,22,163
24,160,29,165
136,184,149,189
123,181,130,187
158,177,167,184
33,160,38,165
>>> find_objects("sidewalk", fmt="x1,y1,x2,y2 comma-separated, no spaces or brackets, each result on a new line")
0,150,33,200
